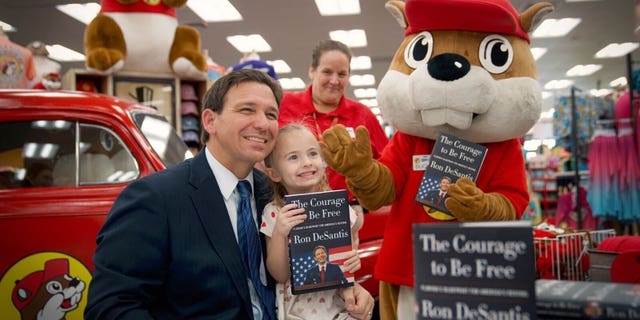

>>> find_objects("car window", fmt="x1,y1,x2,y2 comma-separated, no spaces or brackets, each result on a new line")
132,112,192,167
0,120,139,188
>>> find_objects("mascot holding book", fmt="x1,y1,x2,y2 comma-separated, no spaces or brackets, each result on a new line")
319,0,553,318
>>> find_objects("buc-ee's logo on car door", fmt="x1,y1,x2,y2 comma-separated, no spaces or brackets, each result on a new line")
0,252,91,320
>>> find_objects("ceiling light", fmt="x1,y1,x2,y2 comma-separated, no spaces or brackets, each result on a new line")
530,48,547,61
566,64,602,77
56,3,101,25
267,60,291,74
359,99,378,107
315,0,360,16
354,88,377,98
187,0,242,22
540,108,555,119
351,56,372,70
0,20,17,32
22,143,59,159
609,77,627,87
46,44,85,62
589,88,612,97
226,34,271,53
595,42,640,58
349,74,375,86
329,29,367,48
544,79,574,90
532,18,581,38
279,77,306,90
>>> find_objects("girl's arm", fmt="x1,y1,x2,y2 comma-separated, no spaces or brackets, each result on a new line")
266,203,306,283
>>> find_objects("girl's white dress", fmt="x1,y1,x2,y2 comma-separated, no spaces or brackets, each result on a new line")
260,202,360,320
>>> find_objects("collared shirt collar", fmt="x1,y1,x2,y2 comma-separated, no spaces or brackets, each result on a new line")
204,146,254,198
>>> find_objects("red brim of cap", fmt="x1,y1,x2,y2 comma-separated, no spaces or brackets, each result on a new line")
404,0,530,42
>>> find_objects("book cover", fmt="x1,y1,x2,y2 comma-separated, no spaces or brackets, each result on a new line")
413,221,537,320
415,132,488,219
536,279,640,319
285,189,354,295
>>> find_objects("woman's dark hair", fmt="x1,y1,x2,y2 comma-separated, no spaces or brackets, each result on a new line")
310,40,352,69
201,69,283,142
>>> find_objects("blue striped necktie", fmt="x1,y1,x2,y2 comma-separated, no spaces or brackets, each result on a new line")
236,180,275,320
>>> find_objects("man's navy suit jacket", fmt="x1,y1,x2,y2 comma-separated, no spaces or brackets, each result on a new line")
85,150,274,319
303,263,346,285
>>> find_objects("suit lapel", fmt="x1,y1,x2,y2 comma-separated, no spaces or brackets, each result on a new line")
188,151,253,314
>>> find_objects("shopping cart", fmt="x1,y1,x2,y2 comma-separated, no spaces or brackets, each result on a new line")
534,229,616,281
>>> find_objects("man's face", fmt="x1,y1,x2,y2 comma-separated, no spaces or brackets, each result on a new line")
313,247,327,264
439,178,451,192
203,81,279,175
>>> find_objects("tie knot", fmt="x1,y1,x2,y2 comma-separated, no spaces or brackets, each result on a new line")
237,180,252,199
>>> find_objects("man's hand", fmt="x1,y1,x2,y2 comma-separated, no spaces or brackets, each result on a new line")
341,283,375,320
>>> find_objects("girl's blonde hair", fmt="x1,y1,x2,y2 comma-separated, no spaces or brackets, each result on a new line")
265,123,330,207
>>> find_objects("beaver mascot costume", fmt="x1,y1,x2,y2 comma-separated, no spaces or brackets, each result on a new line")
319,0,554,318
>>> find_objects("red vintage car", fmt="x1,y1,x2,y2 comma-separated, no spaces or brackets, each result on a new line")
0,90,387,319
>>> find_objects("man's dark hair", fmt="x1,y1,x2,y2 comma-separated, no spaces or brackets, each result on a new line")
311,40,352,69
201,69,283,142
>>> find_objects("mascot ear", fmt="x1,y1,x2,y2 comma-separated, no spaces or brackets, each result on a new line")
385,1,407,29
520,2,554,33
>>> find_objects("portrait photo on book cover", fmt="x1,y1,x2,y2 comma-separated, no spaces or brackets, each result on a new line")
290,244,354,294
416,174,454,220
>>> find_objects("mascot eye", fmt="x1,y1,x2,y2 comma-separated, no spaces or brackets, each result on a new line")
404,31,433,69
478,35,513,74
46,281,63,294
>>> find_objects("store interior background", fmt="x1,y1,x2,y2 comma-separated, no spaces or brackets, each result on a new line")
2,0,639,231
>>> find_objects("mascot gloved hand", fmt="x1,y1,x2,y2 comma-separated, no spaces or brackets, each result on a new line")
320,124,395,209
445,177,515,221
84,0,206,79
320,1,554,319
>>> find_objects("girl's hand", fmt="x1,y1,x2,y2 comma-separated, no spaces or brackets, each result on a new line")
272,203,306,238
342,249,361,273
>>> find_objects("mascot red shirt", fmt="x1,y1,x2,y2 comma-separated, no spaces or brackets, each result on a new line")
320,0,554,319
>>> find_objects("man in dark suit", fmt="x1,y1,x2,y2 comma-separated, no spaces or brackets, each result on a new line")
303,245,347,285
85,69,375,320
425,176,451,213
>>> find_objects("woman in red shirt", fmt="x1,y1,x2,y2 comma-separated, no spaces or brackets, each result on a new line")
278,40,389,198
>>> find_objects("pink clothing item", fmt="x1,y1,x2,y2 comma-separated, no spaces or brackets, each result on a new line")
0,37,36,89
374,132,529,287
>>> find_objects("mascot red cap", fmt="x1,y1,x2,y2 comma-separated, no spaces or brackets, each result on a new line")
405,0,530,41
12,259,70,310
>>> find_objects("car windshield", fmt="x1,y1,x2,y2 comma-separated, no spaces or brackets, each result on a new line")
132,113,192,167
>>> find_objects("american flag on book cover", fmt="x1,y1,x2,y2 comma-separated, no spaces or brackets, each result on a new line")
416,175,440,199
291,245,354,287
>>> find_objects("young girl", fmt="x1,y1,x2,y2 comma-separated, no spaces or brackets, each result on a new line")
260,123,364,320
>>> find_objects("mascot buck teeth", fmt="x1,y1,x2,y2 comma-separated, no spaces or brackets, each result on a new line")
319,0,553,319
84,0,206,79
